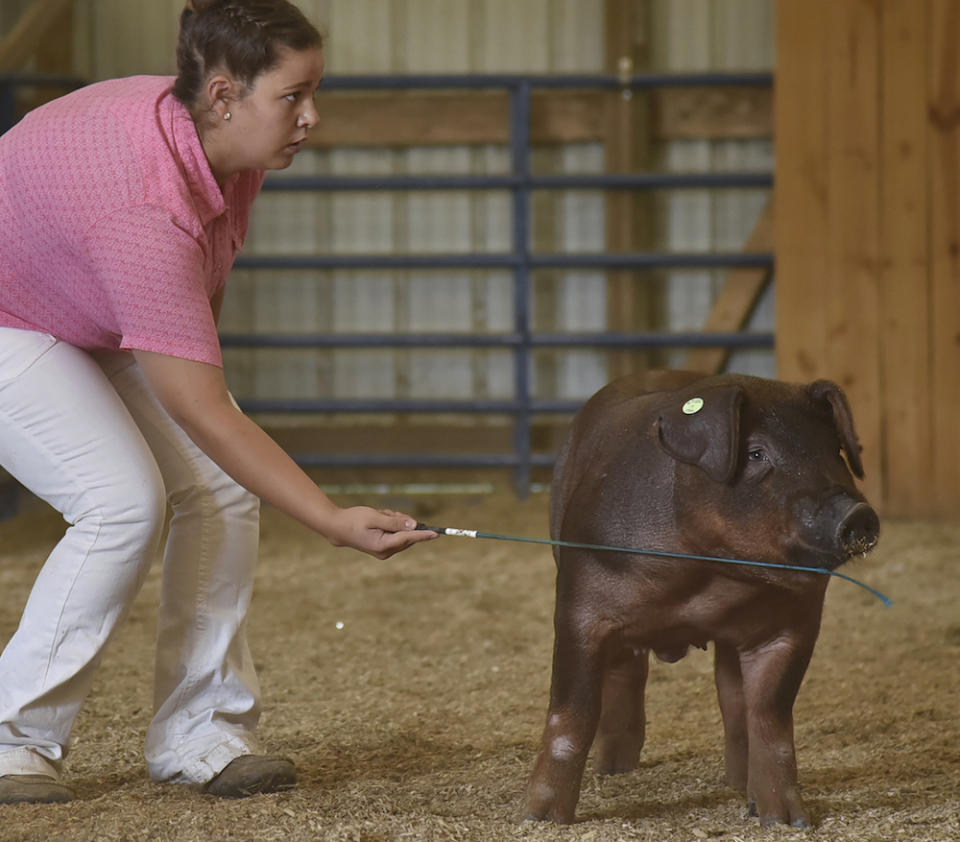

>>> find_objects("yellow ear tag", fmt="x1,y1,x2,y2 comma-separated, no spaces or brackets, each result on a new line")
682,397,704,415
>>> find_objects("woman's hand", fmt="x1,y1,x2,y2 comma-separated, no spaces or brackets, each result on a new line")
325,507,437,559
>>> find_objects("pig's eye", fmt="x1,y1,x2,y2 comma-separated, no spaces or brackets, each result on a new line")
747,448,767,462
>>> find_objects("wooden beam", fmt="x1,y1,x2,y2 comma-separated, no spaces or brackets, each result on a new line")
683,200,774,374
651,86,773,140
306,87,771,149
0,0,74,72
306,89,605,148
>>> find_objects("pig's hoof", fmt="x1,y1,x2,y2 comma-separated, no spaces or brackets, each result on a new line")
523,790,574,824
759,814,809,829
594,753,640,775
523,787,576,825
595,761,637,776
521,809,575,825
754,801,810,829
750,789,810,828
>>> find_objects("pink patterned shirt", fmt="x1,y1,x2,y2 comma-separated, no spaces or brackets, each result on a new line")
0,76,264,367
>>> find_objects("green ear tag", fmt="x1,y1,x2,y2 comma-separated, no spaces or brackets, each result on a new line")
682,397,704,415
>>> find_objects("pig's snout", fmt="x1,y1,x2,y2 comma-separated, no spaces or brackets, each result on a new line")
792,492,880,567
836,502,880,558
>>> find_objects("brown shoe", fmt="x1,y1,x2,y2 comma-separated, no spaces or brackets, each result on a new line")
202,755,297,798
0,774,75,804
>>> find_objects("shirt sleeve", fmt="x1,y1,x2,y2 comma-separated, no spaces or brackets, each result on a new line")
82,204,223,366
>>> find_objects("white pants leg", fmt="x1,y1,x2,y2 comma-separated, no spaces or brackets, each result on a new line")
0,329,167,780
0,329,262,784
94,352,263,783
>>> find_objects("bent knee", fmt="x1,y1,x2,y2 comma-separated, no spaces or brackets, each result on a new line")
114,474,167,532
71,470,167,552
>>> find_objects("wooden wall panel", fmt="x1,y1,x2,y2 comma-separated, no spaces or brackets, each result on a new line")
777,0,960,518
823,0,883,503
929,0,960,517
775,0,830,380
881,0,933,514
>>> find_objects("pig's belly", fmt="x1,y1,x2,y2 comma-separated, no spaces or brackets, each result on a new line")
630,628,711,663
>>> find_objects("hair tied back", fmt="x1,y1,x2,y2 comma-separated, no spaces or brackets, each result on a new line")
173,0,323,113
186,0,224,12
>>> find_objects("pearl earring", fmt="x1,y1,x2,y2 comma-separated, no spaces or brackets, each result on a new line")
224,112,231,121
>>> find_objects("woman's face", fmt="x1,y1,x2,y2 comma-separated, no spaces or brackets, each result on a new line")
206,46,324,182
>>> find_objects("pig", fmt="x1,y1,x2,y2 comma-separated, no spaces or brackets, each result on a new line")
524,370,879,828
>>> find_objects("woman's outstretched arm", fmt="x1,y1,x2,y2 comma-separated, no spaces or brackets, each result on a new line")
133,349,436,559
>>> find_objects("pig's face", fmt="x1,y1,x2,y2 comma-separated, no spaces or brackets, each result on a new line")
656,377,879,571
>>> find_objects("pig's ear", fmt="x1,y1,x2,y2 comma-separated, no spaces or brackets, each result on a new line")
656,384,744,483
808,380,865,479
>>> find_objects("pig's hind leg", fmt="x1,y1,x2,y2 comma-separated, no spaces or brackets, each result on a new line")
593,645,650,774
524,618,606,823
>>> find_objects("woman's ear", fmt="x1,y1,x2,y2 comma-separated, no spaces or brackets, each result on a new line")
205,74,235,120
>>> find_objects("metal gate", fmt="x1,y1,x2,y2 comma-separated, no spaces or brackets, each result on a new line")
225,71,774,493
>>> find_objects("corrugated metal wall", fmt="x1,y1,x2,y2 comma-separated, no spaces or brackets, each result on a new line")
67,0,774,408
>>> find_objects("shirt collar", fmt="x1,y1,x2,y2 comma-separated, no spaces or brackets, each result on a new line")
169,94,234,227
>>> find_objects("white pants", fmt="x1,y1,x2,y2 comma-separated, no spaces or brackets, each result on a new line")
0,327,263,784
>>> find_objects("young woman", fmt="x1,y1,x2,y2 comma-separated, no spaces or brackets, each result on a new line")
0,0,436,804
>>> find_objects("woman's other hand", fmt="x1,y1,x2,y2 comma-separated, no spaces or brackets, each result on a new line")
325,507,437,559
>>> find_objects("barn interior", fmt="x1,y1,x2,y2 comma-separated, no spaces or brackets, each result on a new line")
0,2,958,841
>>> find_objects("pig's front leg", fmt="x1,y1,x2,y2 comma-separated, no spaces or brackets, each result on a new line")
524,616,606,824
714,641,748,791
739,634,818,828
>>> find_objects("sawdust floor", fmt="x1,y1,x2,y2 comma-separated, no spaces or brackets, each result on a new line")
0,489,958,842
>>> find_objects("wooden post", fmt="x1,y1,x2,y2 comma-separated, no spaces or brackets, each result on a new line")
604,0,653,381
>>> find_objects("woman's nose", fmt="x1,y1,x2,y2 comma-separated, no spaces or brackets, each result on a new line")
297,102,319,129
